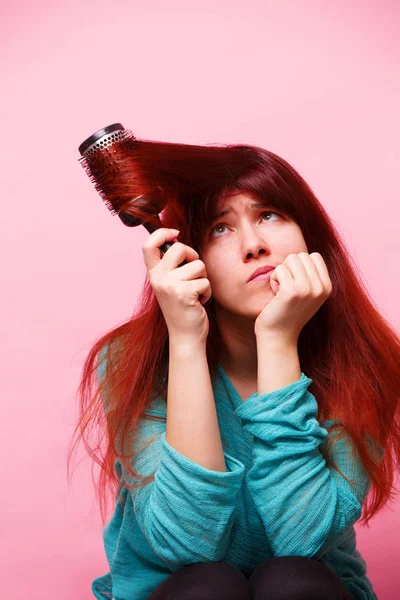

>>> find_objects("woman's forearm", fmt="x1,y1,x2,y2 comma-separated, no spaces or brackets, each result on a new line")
256,334,301,394
166,340,226,472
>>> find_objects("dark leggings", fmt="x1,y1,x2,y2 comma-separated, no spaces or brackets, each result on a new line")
146,556,353,599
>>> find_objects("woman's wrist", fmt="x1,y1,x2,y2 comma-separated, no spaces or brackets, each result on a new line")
169,336,207,356
256,334,301,394
254,327,299,349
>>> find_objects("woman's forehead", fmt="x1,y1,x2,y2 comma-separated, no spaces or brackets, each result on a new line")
211,191,259,213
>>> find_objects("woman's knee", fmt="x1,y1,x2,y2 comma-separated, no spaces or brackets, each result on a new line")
248,556,349,600
147,561,251,600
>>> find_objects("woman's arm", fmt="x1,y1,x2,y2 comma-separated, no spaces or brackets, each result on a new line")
166,339,226,472
256,334,301,393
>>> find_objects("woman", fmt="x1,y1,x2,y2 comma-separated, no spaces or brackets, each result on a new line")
68,140,399,600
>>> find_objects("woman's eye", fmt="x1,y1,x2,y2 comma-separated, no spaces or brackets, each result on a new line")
260,211,280,223
210,211,280,237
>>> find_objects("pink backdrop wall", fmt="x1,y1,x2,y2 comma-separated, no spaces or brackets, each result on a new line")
2,1,399,598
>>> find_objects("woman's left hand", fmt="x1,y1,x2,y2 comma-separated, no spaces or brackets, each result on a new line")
254,252,333,343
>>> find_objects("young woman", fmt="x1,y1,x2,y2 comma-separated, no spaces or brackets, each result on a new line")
68,140,400,600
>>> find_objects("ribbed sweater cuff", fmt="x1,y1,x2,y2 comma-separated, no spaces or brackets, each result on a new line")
159,430,246,490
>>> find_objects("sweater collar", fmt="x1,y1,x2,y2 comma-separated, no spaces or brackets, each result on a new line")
216,362,258,410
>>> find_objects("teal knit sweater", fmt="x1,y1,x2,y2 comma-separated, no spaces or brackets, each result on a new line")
92,350,381,600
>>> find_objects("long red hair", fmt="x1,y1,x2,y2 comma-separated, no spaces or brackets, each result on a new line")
67,138,400,528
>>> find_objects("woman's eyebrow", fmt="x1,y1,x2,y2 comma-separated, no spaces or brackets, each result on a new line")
209,202,271,224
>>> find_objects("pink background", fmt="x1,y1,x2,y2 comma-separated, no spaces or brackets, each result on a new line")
2,1,399,598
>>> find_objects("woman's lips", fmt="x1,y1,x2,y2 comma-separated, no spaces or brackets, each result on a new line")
248,271,273,283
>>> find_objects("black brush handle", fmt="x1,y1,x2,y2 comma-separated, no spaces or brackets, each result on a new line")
160,239,209,304
160,240,187,268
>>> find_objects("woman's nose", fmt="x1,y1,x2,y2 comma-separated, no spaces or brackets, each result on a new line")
241,227,269,257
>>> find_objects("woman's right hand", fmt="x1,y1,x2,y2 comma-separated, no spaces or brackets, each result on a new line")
142,228,212,346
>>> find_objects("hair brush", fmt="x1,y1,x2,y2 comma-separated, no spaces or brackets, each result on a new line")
78,123,186,265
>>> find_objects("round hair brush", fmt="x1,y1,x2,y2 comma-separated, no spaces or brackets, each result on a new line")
78,123,185,262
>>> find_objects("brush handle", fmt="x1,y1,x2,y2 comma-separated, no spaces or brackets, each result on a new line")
161,240,187,268
140,219,188,267
160,241,207,304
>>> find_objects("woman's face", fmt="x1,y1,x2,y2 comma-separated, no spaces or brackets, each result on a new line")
199,192,309,320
